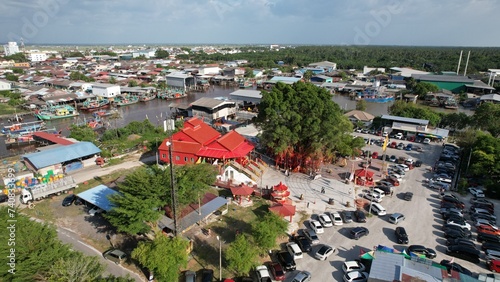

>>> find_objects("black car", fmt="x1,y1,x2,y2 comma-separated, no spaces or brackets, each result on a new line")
407,245,436,259
440,259,473,276
375,185,392,195
0,194,8,203
471,213,497,224
276,251,296,271
403,192,413,201
201,269,214,282
444,228,471,240
293,235,312,252
395,227,409,244
414,160,422,167
62,194,76,206
340,211,353,223
350,227,369,240
446,245,480,263
440,202,464,212
470,198,494,206
445,238,477,248
472,203,495,213
477,232,500,243
441,196,465,209
482,242,500,252
353,210,367,223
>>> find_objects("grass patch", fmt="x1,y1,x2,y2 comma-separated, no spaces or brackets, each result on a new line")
106,157,126,166
21,198,56,222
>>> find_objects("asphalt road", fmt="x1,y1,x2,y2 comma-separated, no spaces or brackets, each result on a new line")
277,135,495,282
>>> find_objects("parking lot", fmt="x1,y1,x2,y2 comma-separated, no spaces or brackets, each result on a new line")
273,133,499,282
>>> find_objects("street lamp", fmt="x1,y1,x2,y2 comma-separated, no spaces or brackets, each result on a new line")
216,236,222,281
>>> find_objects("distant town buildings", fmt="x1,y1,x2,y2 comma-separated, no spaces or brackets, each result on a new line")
3,42,20,56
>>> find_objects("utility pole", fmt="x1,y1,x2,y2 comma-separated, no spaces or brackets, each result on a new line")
166,120,179,236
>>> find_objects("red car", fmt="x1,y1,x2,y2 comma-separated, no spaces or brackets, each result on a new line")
386,176,400,186
489,259,500,272
477,224,500,236
372,152,379,159
390,141,397,148
269,262,285,281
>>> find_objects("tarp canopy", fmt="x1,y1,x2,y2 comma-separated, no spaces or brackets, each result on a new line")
354,169,374,178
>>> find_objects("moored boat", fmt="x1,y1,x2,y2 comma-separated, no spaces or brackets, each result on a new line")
139,92,156,102
1,120,46,135
114,95,139,106
157,88,187,100
80,98,110,111
34,105,79,120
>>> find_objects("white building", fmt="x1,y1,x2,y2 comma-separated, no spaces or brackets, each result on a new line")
0,80,12,91
198,66,221,75
91,83,121,99
3,42,20,56
28,52,48,62
132,49,156,59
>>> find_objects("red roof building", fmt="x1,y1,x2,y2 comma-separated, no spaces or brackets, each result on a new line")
158,117,254,165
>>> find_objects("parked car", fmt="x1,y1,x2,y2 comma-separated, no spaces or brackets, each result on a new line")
407,245,436,259
403,192,413,201
445,238,476,248
405,144,413,151
103,249,127,265
318,213,333,227
330,212,344,225
397,143,405,150
446,245,480,263
342,261,366,273
286,242,303,260
446,219,471,231
471,203,495,213
441,196,465,209
343,271,368,282
353,210,367,223
309,220,324,234
471,207,496,220
341,211,354,223
488,259,500,273
89,206,104,216
389,155,397,162
62,194,76,206
291,271,311,282
395,227,409,244
370,203,386,216
468,187,485,198
477,232,500,244
477,224,500,236
364,193,382,203
440,259,473,277
423,138,431,144
350,227,369,240
395,132,404,139
443,227,472,240
314,244,335,260
268,262,285,281
303,229,320,245
471,212,497,224
276,251,296,271
470,197,493,206
482,242,500,252
485,249,500,263
389,213,406,224
293,235,312,252
255,265,272,282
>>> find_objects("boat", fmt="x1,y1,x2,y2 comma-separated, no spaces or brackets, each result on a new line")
139,92,156,102
114,95,139,106
34,105,80,120
157,88,187,100
239,80,253,88
75,116,106,130
1,120,46,135
444,97,458,109
356,87,395,103
5,128,58,147
80,98,110,111
93,108,119,118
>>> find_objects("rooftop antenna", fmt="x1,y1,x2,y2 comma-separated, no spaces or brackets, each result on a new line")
456,50,463,75
464,51,471,76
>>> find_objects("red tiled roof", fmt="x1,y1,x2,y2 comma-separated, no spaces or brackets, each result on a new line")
196,140,254,159
216,131,246,151
32,132,74,145
181,118,220,145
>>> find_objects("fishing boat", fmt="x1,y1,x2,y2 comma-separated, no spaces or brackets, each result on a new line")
93,108,119,118
239,80,253,88
114,95,139,106
5,128,58,147
356,87,395,103
34,105,79,120
80,98,110,111
156,88,187,100
139,92,156,102
75,116,105,130
1,120,46,135
444,97,458,109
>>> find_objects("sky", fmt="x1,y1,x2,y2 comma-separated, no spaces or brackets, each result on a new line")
0,0,499,46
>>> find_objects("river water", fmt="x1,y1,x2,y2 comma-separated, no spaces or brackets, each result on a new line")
0,85,473,158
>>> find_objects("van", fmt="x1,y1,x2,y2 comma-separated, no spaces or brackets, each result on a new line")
286,242,303,260
371,203,387,216
372,188,386,198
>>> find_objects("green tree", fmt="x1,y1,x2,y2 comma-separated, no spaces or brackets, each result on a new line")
4,52,28,62
244,67,255,78
413,82,439,96
5,73,18,82
471,102,500,137
252,211,288,253
256,81,360,170
155,49,170,59
355,100,367,111
226,234,259,275
439,112,470,132
11,68,24,74
388,100,441,127
68,124,99,143
302,70,313,81
109,76,117,84
132,233,189,282
47,252,105,282
128,80,138,87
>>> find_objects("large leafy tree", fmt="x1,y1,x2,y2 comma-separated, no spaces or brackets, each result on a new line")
155,49,170,59
439,112,470,132
256,81,359,170
471,102,500,137
47,252,104,282
132,234,189,282
469,132,500,178
226,234,259,275
106,164,217,235
413,82,439,95
252,211,289,254
388,100,441,126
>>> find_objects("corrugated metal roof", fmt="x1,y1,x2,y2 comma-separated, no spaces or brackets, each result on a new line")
191,97,232,109
229,89,262,99
412,74,474,83
77,184,120,211
381,115,429,125
22,141,101,169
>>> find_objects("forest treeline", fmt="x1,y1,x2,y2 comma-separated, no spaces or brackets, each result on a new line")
186,46,500,74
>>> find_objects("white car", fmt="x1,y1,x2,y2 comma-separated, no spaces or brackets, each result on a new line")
396,164,409,172
330,212,343,226
388,213,406,224
255,265,271,282
372,188,386,198
342,261,366,273
314,244,335,260
423,138,431,144
310,220,324,234
389,173,402,182
318,214,333,227
446,219,471,231
286,242,303,260
468,187,485,198
88,207,104,216
343,271,369,282
395,133,404,139
364,193,383,203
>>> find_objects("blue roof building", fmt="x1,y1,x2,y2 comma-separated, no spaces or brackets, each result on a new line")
77,184,120,211
22,141,101,172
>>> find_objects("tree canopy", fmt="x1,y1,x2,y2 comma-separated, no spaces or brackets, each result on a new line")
413,82,439,96
256,81,361,170
471,102,500,137
388,100,441,127
226,234,259,275
252,211,288,254
106,164,217,235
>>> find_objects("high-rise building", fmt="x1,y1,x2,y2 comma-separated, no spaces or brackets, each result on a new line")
3,42,20,56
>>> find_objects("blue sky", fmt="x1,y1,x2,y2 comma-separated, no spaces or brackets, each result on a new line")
0,0,498,46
